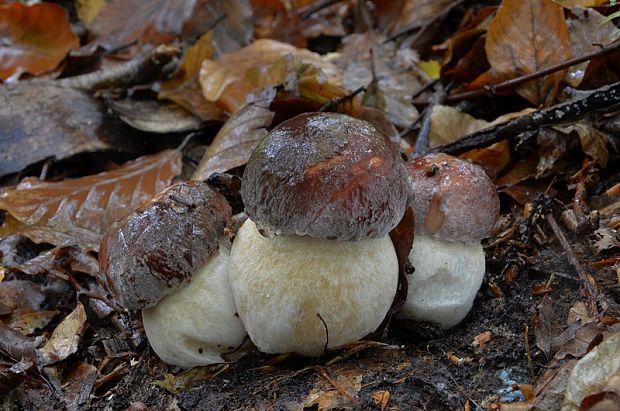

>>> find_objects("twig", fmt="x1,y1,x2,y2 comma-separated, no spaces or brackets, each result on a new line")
315,366,360,407
317,313,329,354
413,87,447,154
319,86,366,112
57,45,180,92
410,78,439,101
524,324,535,381
430,81,620,155
385,0,468,43
299,0,342,20
445,40,620,103
545,213,598,317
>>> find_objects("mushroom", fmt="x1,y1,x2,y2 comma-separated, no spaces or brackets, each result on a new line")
99,181,246,368
398,153,499,328
228,112,410,356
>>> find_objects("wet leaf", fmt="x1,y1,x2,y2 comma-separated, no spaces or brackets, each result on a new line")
565,7,618,87
486,0,572,106
85,0,195,50
9,311,56,336
0,2,79,80
251,0,306,47
0,324,37,365
192,92,275,181
199,39,342,113
61,362,98,411
38,302,87,365
152,364,229,394
555,122,609,167
159,31,224,121
591,228,620,256
106,98,204,133
372,0,452,36
0,150,182,249
535,129,569,178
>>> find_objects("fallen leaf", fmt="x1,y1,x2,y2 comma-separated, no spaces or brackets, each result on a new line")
554,0,608,6
0,280,45,314
159,31,224,121
372,0,452,36
106,98,204,133
38,302,87,365
9,311,56,336
251,0,306,47
152,364,229,394
0,360,25,394
0,82,141,178
565,7,618,87
472,331,493,349
0,2,79,80
0,150,182,249
535,129,569,178
199,39,342,113
76,0,106,24
591,228,620,256
85,0,195,51
303,368,362,410
534,296,564,358
192,91,275,181
371,390,391,411
486,0,572,106
555,122,609,167
61,362,99,411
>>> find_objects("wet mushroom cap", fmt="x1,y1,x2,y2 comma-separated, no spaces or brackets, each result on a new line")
98,181,232,310
241,112,410,241
407,153,499,244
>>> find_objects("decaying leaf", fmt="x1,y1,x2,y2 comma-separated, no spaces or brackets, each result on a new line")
199,39,342,113
303,368,362,410
372,0,452,36
152,364,229,394
0,150,182,249
61,362,99,411
592,228,620,256
192,92,275,181
38,302,87,365
486,0,572,106
159,31,224,121
555,122,609,167
0,2,79,80
106,98,204,133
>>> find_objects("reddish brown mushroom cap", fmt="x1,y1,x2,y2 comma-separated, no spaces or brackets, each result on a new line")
241,112,410,241
408,153,499,243
99,181,231,310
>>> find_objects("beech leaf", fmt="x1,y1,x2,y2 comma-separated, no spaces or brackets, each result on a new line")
37,302,87,366
0,150,182,249
486,0,572,106
0,2,79,80
192,92,275,181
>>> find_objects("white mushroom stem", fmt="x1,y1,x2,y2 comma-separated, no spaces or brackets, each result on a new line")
228,219,399,356
398,234,485,329
142,240,246,369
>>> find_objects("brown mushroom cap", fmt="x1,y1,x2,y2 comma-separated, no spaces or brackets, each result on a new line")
241,112,410,241
99,181,231,310
408,153,499,243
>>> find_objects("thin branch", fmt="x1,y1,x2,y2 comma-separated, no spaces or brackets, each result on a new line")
317,313,330,354
445,40,620,103
315,366,360,407
57,45,180,92
319,86,366,112
430,81,620,155
545,213,598,317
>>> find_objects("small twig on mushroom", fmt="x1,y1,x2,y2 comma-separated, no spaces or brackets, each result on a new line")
545,213,598,317
57,45,180,92
430,81,620,155
316,313,330,354
315,366,360,407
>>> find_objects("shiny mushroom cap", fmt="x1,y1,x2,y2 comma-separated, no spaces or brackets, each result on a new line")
241,112,410,241
408,153,499,244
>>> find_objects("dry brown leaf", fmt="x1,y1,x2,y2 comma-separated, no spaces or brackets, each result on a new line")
0,150,182,249
38,302,87,365
106,98,204,133
62,362,99,411
555,122,609,167
553,0,608,6
372,0,452,36
153,364,230,394
192,92,275,181
371,390,391,411
86,0,194,50
472,331,493,349
199,39,342,113
159,31,224,121
565,8,619,87
303,368,363,410
0,2,79,80
251,0,306,47
486,0,572,106
9,311,56,336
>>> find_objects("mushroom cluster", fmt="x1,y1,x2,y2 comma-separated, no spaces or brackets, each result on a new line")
99,181,246,368
229,112,410,355
398,153,499,328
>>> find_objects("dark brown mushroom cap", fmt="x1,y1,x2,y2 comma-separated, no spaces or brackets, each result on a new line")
98,181,231,310
408,153,499,243
241,112,410,241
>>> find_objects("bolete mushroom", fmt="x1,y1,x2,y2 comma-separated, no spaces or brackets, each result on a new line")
99,181,246,368
229,112,410,356
398,153,499,328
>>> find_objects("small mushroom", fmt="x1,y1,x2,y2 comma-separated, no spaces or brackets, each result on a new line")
229,112,410,355
99,181,246,368
398,153,499,328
